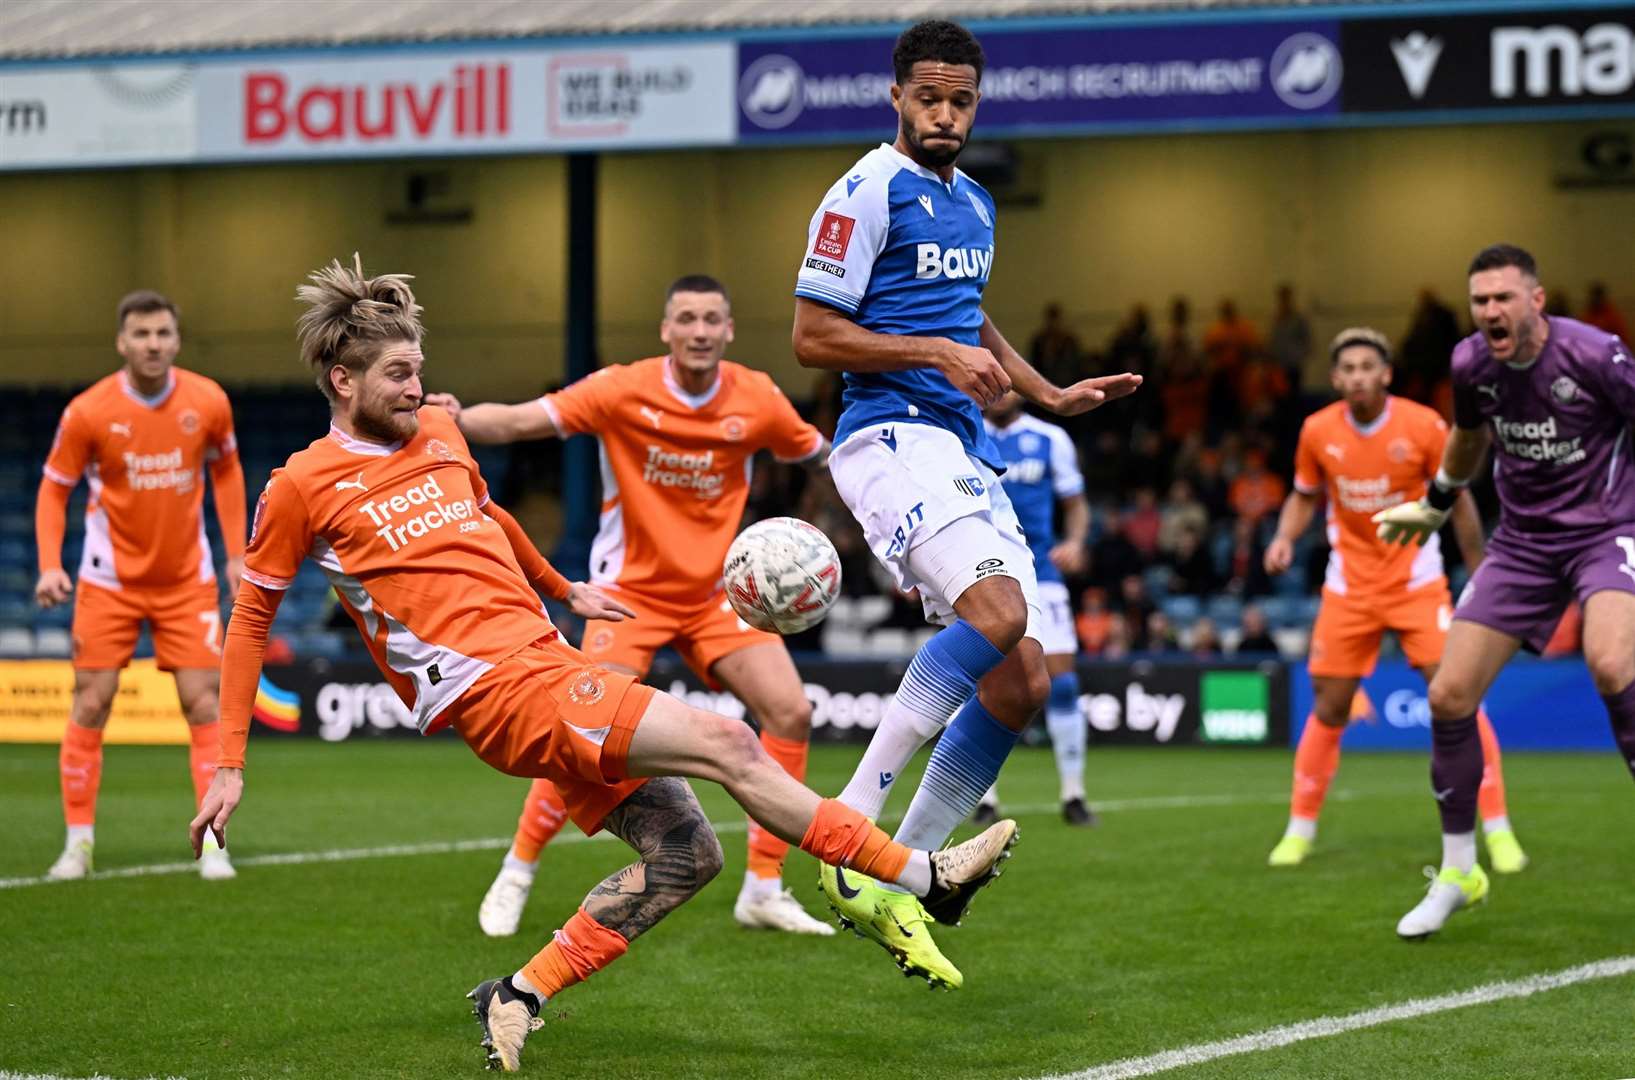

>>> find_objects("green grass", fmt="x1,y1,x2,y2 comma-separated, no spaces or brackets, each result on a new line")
2,741,1632,1079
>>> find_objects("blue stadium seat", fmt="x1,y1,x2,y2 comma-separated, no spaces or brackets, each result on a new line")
1206,595,1243,627
1160,595,1200,625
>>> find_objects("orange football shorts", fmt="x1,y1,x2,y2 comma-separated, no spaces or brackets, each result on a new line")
1307,581,1454,679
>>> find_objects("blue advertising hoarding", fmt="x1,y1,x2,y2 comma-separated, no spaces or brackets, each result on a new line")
737,21,1344,141
1290,658,1616,752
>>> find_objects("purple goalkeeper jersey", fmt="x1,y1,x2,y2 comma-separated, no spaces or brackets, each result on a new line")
1452,316,1635,538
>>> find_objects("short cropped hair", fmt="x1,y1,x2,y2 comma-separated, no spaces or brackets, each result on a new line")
1328,326,1392,365
666,274,729,304
893,20,985,85
1468,243,1537,279
295,254,424,402
117,290,178,332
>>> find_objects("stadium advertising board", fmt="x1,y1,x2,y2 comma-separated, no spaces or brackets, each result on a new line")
737,22,1344,139
0,659,188,744
193,658,1288,748
1341,7,1635,114
1290,658,1616,751
0,64,197,169
190,42,738,161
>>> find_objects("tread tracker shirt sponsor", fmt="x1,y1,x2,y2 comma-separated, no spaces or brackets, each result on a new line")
795,142,1003,468
540,357,823,607
43,368,238,590
1452,316,1635,538
1293,396,1448,598
241,407,553,732
985,412,1084,584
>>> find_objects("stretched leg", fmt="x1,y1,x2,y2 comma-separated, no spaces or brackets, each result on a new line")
478,779,568,937
1582,590,1635,782
710,643,833,935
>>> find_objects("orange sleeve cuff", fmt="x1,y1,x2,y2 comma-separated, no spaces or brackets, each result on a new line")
217,582,282,770
34,475,72,575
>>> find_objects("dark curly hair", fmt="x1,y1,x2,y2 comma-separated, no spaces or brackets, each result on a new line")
1467,243,1537,279
893,20,985,85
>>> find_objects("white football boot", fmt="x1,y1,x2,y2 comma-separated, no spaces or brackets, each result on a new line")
1397,864,1489,940
734,880,836,936
46,838,94,881
199,832,237,881
479,866,535,938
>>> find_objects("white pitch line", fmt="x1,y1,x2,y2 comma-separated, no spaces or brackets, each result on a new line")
0,1073,186,1080
0,786,1391,893
1032,955,1635,1080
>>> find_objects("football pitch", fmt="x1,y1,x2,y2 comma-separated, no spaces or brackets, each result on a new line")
2,740,1632,1080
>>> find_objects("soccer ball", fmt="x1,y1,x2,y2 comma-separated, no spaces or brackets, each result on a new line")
723,517,842,635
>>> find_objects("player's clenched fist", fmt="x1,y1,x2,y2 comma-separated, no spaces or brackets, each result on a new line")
1372,499,1448,546
937,342,1010,407
34,569,72,609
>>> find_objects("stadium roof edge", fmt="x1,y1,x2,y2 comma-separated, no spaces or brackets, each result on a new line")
0,0,1402,61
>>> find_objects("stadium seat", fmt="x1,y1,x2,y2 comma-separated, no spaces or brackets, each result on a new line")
0,627,32,658
1161,595,1201,624
33,627,71,658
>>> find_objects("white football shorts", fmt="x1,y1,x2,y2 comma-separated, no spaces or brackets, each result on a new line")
830,421,1042,641
1036,579,1078,656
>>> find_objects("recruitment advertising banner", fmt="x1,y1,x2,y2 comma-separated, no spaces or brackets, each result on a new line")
0,659,188,744
737,21,1344,140
1289,658,1615,751
1340,7,1635,114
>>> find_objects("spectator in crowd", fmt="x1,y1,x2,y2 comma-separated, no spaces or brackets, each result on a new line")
1157,478,1209,556
1143,610,1179,654
1188,617,1222,658
1030,301,1083,387
1118,573,1155,647
1089,510,1143,588
1187,445,1232,520
1101,612,1131,660
1268,283,1311,383
1121,487,1163,561
1397,288,1462,403
1225,516,1272,598
1106,303,1157,378
1082,429,1126,499
1581,282,1629,341
1158,298,1209,442
1075,587,1113,655
1163,525,1219,596
1227,447,1286,525
1203,299,1262,432
1123,428,1170,494
1235,603,1280,655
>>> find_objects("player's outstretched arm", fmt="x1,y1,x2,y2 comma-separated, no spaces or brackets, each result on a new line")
190,581,283,856
1265,489,1320,575
980,311,1142,416
33,475,75,608
1374,426,1492,546
424,393,558,444
793,297,1011,406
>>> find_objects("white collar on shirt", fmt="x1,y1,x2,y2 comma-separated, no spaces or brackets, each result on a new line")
663,356,723,410
327,422,401,456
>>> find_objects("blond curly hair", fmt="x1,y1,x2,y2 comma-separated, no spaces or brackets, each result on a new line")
295,253,424,401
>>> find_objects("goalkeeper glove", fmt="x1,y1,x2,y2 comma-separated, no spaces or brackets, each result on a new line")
1373,475,1460,546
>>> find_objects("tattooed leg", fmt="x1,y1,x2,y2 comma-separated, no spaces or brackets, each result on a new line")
585,777,725,942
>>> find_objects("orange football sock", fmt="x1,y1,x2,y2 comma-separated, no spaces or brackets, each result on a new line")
188,721,220,808
60,723,104,828
1475,708,1509,823
521,907,630,1000
1290,716,1344,822
746,733,809,880
799,798,911,885
513,779,569,863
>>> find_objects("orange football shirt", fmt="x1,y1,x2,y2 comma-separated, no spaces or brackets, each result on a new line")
1293,396,1449,598
42,368,240,590
540,357,823,606
240,407,554,732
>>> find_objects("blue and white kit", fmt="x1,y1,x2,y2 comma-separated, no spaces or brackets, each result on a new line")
797,143,1040,634
986,412,1085,655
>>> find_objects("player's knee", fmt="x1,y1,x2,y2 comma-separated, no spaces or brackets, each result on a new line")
958,582,1029,654
70,690,115,729
181,690,218,726
759,695,813,741
704,713,764,775
1427,676,1478,721
690,827,725,890
1583,643,1635,696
